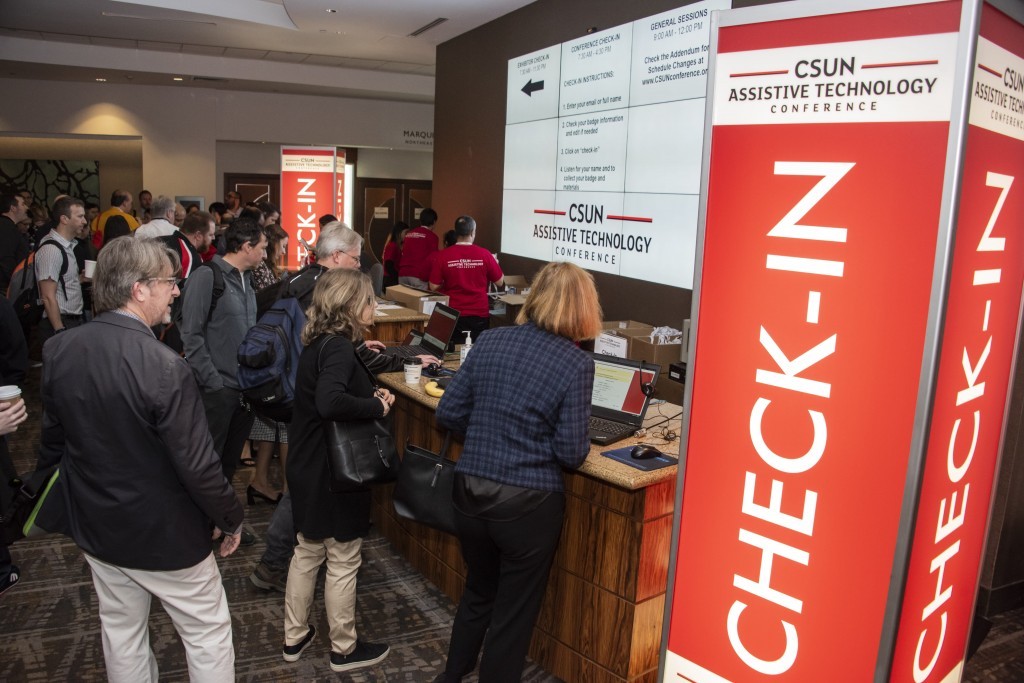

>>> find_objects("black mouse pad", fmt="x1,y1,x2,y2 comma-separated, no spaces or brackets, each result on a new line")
601,445,678,471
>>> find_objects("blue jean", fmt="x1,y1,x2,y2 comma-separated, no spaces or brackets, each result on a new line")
261,490,295,569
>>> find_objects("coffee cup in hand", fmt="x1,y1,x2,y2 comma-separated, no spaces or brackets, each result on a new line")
0,385,21,408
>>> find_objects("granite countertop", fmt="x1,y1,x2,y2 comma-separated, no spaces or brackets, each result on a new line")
378,371,680,491
373,304,429,323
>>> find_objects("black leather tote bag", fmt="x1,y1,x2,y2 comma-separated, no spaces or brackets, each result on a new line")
393,432,457,534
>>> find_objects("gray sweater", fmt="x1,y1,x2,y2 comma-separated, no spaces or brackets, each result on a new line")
180,255,257,391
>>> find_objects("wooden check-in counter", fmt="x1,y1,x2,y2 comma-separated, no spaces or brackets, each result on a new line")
371,305,429,345
372,371,682,683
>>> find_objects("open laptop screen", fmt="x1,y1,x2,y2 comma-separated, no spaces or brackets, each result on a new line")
421,303,459,356
591,354,659,422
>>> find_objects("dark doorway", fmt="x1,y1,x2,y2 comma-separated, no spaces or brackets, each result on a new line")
223,173,280,207
355,178,432,263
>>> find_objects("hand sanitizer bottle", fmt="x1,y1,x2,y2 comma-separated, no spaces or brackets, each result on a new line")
460,331,472,364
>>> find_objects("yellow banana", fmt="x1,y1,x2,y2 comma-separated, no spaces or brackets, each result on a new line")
424,380,445,398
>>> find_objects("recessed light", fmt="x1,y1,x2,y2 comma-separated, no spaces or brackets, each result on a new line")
326,8,337,12
95,78,107,82
173,77,184,81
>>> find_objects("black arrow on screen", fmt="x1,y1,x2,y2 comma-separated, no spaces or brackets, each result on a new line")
521,79,545,96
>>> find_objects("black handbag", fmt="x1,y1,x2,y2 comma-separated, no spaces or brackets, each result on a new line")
392,432,457,534
319,336,400,493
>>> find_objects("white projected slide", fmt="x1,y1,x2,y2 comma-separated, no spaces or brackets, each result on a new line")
502,0,729,289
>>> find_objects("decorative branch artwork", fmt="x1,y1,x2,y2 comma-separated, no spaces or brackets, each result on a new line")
0,159,101,205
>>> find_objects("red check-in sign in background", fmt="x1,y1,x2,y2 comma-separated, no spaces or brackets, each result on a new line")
281,146,337,270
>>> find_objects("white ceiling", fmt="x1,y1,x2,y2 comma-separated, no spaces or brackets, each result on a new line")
0,0,534,102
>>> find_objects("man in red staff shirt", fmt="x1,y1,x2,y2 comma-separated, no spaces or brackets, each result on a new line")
398,208,439,288
429,215,503,349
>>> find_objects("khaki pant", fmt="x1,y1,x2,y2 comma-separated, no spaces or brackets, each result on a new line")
283,532,362,655
85,552,234,683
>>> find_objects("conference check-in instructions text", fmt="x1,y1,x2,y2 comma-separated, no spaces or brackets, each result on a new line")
502,0,730,289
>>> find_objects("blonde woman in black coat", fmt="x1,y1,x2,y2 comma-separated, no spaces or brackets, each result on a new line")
282,268,393,673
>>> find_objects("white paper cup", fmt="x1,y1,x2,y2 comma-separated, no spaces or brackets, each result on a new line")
403,358,422,384
0,385,21,408
84,260,97,278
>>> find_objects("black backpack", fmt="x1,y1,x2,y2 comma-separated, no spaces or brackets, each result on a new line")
236,297,307,422
102,214,132,245
5,238,69,327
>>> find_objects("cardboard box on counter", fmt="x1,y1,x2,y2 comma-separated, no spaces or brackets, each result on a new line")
629,332,684,370
595,322,654,358
602,320,653,332
502,274,529,290
384,285,449,315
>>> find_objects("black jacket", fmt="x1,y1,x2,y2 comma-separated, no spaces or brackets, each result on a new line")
287,334,383,541
38,312,243,570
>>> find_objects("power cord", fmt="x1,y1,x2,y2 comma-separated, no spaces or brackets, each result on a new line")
636,405,683,444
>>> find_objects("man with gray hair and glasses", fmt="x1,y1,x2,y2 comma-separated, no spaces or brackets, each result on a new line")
37,236,244,682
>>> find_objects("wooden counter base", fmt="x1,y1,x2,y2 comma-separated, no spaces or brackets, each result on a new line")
371,376,678,683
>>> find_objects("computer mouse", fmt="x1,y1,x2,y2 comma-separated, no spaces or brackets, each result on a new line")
423,363,443,377
630,444,663,460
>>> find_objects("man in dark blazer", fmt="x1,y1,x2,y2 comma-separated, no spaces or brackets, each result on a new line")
38,236,244,681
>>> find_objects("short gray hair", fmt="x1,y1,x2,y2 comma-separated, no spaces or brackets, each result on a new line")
151,195,176,218
93,236,179,313
315,222,362,260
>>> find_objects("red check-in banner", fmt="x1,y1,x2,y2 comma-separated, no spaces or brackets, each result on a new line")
664,2,968,682
336,149,347,223
281,146,336,270
890,5,1024,682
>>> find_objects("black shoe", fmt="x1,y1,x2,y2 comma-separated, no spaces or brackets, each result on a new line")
282,624,316,662
250,562,288,592
330,640,390,672
0,565,20,597
246,485,282,505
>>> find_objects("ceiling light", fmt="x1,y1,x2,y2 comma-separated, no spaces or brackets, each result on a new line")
173,77,184,81
408,17,448,37
95,78,107,82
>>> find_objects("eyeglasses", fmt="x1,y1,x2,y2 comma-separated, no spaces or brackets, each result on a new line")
144,277,179,286
335,250,360,264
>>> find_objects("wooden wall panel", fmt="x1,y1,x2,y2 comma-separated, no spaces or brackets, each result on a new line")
556,494,642,600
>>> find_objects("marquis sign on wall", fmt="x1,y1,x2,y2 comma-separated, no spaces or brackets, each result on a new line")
663,1,1024,682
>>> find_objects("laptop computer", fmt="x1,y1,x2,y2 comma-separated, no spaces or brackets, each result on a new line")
588,354,661,445
388,302,460,360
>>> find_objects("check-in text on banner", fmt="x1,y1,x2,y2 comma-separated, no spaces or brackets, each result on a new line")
280,146,336,270
664,3,962,682
889,5,1024,683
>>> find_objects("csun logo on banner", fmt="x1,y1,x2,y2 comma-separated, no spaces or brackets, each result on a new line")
661,2,1024,683
280,146,337,270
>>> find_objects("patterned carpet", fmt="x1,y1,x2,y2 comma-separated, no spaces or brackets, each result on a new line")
0,364,557,682
2,362,1023,681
